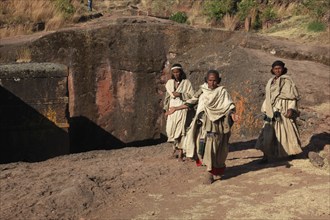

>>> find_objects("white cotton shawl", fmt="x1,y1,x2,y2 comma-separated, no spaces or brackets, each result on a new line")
165,79,194,141
264,75,300,118
186,84,235,121
183,84,235,157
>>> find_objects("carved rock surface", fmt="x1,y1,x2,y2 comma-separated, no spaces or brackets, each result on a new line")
0,16,329,158
0,63,69,163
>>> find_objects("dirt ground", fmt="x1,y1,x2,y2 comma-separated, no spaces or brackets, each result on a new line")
1,16,330,220
0,116,329,220
1,98,330,220
0,133,329,220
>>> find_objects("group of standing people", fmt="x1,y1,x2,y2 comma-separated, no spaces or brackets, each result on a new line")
163,61,302,184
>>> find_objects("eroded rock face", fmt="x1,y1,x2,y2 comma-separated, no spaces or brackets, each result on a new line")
0,16,329,157
0,63,69,163
0,17,233,153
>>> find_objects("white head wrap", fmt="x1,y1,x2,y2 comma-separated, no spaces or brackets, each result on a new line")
171,66,182,71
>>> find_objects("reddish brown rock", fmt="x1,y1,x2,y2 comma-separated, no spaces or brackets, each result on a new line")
0,16,329,159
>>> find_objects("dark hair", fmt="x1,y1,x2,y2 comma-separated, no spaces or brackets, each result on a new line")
271,60,288,75
205,69,221,84
171,63,186,81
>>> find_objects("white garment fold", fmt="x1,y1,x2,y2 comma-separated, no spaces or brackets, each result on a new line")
183,84,235,157
165,79,194,143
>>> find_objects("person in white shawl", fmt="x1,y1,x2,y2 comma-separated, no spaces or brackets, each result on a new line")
166,70,239,184
256,60,302,163
163,64,195,160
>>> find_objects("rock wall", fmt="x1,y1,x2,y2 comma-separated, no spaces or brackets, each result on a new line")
0,16,328,161
0,17,233,156
0,63,69,163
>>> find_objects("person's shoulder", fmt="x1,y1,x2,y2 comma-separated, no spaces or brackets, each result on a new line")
199,83,208,89
216,86,229,94
267,77,274,82
182,79,192,84
213,85,226,90
166,79,174,84
265,77,274,86
281,74,293,79
280,75,295,84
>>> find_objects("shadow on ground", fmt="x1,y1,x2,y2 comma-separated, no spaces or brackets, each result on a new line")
302,132,330,154
223,138,291,180
223,133,330,181
222,159,291,181
229,139,257,152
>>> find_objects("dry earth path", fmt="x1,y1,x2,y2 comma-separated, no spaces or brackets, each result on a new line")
1,139,329,219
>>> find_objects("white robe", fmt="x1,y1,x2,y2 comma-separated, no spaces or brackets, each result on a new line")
256,75,302,157
183,84,235,160
165,79,194,144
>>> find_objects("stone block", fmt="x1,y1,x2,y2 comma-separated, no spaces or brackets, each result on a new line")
0,63,69,163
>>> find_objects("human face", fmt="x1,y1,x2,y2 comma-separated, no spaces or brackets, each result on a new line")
272,65,283,78
172,69,181,81
207,74,219,90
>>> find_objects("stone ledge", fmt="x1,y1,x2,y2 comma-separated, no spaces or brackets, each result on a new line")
0,63,68,78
